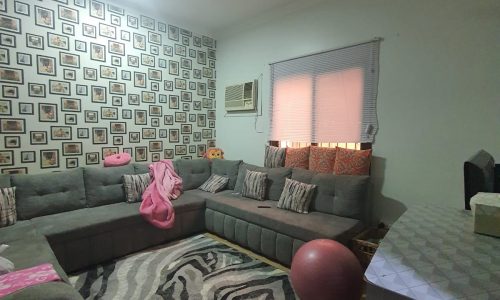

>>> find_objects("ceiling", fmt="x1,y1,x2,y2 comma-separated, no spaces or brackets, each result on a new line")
107,0,314,38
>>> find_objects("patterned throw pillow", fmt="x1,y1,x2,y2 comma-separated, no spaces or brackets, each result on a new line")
309,146,336,173
333,147,372,175
284,147,310,169
0,187,16,228
264,145,286,168
123,173,151,203
277,178,316,213
241,170,267,201
199,174,229,193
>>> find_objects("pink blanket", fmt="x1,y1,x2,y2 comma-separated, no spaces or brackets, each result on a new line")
0,263,61,297
140,160,183,229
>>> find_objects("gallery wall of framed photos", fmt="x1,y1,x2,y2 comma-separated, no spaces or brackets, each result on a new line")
0,0,217,174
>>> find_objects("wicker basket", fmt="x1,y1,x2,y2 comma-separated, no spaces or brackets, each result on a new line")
352,227,388,268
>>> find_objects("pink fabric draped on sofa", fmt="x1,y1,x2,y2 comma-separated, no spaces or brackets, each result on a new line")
140,160,183,229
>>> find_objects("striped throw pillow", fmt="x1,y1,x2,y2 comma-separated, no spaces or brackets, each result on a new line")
277,178,316,213
0,187,16,228
241,170,267,201
123,173,151,203
199,174,229,193
264,145,286,168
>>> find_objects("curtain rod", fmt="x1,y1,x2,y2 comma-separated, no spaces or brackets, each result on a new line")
268,37,383,66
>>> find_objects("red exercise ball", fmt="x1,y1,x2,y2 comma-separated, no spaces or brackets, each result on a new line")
290,239,363,300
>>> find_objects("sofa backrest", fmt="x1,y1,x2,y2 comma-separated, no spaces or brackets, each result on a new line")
83,164,135,207
133,163,150,175
234,163,292,201
0,174,10,188
211,159,242,190
174,159,211,190
291,168,369,220
12,168,86,220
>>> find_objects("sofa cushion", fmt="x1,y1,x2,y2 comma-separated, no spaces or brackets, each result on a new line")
83,165,135,207
174,159,211,190
123,173,150,203
264,145,285,168
277,178,316,213
0,175,10,188
0,220,38,244
234,163,292,201
0,187,16,227
205,193,363,243
133,163,150,174
285,147,310,169
12,168,86,220
333,147,372,175
309,146,336,173
211,159,241,190
241,170,267,201
199,174,229,193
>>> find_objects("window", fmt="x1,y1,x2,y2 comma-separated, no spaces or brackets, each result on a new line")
269,40,380,147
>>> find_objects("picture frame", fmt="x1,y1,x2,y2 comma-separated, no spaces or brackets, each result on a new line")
108,4,124,15
89,0,105,20
150,45,159,55
61,98,80,112
149,105,162,117
47,32,69,50
197,144,207,157
77,128,88,138
181,124,192,134
63,68,76,81
14,1,30,16
0,99,9,116
75,40,86,52
164,115,173,125
61,22,74,35
159,94,167,103
36,55,56,76
128,94,139,105
74,0,86,8
50,126,71,140
127,55,139,67
129,132,140,143
64,113,77,125
2,85,17,98
60,52,79,68
151,82,159,91
134,72,146,88
0,33,15,47
0,150,13,166
21,151,35,163
112,96,122,106
164,149,174,159
49,80,70,95
26,33,43,49
16,53,31,66
169,60,179,76
135,147,147,162
148,68,162,81
58,5,78,23
108,40,125,56
4,136,20,148
169,129,179,143
182,135,190,144
122,109,132,119
148,31,161,45
149,141,162,152
142,91,155,103
101,106,117,120
189,145,196,154
83,67,97,81
134,109,147,125
0,14,21,33
175,145,187,156
140,15,155,30
62,142,82,156
175,78,186,90
66,157,78,168
84,110,98,123
181,91,192,102
109,81,125,95
86,152,99,165
18,102,33,115
35,6,55,29
168,25,179,41
110,14,120,26
158,22,166,33
159,129,167,138
110,122,126,134
120,30,130,41
133,33,146,50
193,132,201,142
141,53,155,67
82,23,96,38
121,70,131,81
100,65,117,80
40,149,59,169
127,15,138,29
142,128,156,139
0,118,24,133
174,44,186,56
2,167,27,175
39,103,58,122
92,127,107,144
90,43,105,62
91,85,106,103
151,118,159,127
181,58,192,70
113,135,122,145
152,153,160,162
0,67,23,84
163,45,173,56
99,23,116,39
169,95,179,109
76,84,88,96
164,80,173,91
30,131,47,144
111,56,121,66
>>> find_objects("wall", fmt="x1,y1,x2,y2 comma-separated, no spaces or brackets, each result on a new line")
216,0,500,223
0,0,216,174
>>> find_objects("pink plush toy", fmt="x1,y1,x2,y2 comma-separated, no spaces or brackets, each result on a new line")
104,152,131,167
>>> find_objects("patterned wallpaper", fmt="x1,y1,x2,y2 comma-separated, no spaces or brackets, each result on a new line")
0,0,217,174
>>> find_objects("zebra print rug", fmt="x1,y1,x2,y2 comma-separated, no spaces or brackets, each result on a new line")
69,234,296,299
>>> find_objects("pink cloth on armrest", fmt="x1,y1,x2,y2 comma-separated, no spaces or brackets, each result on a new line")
140,160,183,229
0,263,61,297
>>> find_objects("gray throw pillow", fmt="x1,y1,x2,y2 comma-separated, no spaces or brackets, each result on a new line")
241,170,267,201
0,187,16,228
277,178,316,213
0,244,14,275
264,145,286,168
199,174,229,193
123,173,151,203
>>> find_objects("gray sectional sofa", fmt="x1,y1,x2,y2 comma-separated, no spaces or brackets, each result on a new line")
0,159,369,299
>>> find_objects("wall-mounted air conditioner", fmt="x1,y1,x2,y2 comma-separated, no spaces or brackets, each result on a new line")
225,80,257,112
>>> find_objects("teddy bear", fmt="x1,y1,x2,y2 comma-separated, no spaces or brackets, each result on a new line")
203,148,224,160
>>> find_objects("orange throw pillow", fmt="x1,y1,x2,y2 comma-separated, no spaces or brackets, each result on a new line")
333,147,372,175
284,147,310,169
309,146,336,173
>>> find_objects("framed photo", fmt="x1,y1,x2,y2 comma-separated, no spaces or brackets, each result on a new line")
60,52,80,68
208,139,217,148
60,98,80,112
151,118,159,127
148,68,162,81
76,85,87,96
51,126,71,140
61,22,74,35
168,25,179,41
113,135,122,145
149,141,162,152
133,33,145,50
197,144,207,157
110,14,120,26
135,147,147,162
86,152,99,165
30,131,47,144
0,99,9,115
151,82,159,91
18,102,33,115
129,132,140,143
84,110,98,123
2,167,27,175
110,122,126,134
63,68,76,80
121,30,130,41
148,31,161,45
65,113,77,125
77,128,88,138
140,15,154,30
83,67,97,81
182,70,190,79
169,129,179,143
181,124,192,134
4,136,20,148
164,149,174,159
109,81,125,95
175,145,187,156
2,85,17,98
92,127,107,144
82,23,96,38
39,103,57,122
16,53,31,66
149,105,162,117
0,67,23,84
47,32,69,50
26,33,43,49
75,40,86,52
202,129,213,139
0,118,24,133
100,65,117,79
193,132,201,142
36,55,56,76
142,91,155,103
90,0,105,19
58,5,78,23
0,14,21,33
164,115,173,125
101,106,118,120
127,15,138,28
158,22,166,33
169,95,179,109
181,58,192,70
66,157,78,168
111,56,121,66
122,109,132,119
164,45,173,56
142,128,156,139
108,40,124,56
189,145,196,154
159,129,167,138
74,0,86,8
159,94,167,103
134,109,147,125
128,94,139,105
152,153,160,162
175,78,186,90
40,149,59,169
174,44,186,56
141,53,155,67
112,96,122,106
99,23,116,39
62,142,82,156
169,60,179,76
134,72,146,88
108,4,124,15
14,2,30,15
49,80,70,95
91,85,106,103
90,43,105,62
21,151,35,163
0,33,15,47
121,70,131,81
181,91,192,102
0,150,13,166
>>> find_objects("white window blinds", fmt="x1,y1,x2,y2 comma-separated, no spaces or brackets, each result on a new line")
269,39,380,143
